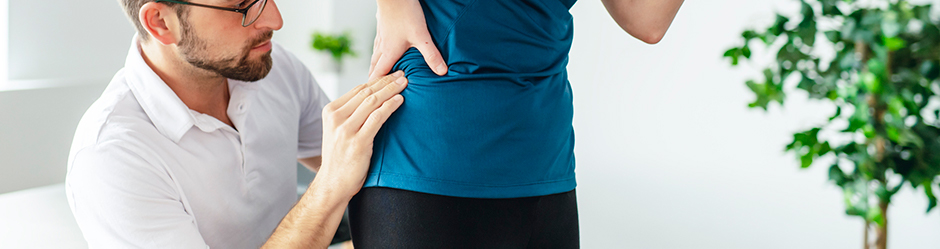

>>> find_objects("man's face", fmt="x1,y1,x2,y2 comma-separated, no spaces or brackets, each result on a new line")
174,0,282,82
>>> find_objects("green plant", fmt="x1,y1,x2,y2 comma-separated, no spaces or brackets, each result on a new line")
311,31,355,70
724,1,940,248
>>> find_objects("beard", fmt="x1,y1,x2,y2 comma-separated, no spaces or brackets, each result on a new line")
177,21,274,82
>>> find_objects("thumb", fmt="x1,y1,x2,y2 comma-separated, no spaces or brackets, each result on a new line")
415,42,447,76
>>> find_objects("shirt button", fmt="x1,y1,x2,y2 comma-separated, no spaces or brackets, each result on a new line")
238,104,245,111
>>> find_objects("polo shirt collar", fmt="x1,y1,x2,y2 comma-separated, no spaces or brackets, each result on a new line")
122,35,200,143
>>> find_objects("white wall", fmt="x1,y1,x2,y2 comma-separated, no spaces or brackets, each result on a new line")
8,0,132,80
326,0,375,97
0,0,131,193
271,0,337,98
273,0,375,100
0,0,8,81
0,81,107,194
1,0,938,248
274,0,376,100
568,0,940,248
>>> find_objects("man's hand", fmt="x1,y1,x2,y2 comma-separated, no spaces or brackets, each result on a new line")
369,0,447,81
318,70,408,199
264,71,407,249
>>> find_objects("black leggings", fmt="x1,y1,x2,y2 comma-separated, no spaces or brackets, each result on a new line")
348,187,579,249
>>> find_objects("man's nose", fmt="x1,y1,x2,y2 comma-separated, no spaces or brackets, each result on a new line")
252,0,283,31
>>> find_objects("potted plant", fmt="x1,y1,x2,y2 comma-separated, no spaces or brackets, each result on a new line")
311,31,355,72
724,0,940,248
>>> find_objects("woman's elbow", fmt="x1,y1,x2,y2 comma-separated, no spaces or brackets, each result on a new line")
628,28,666,44
638,31,665,44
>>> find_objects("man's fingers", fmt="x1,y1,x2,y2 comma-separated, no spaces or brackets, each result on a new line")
364,70,402,94
330,70,399,110
346,75,407,128
335,72,403,118
415,41,447,76
325,83,368,115
358,94,404,139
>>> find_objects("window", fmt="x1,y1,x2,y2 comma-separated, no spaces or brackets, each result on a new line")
0,0,7,82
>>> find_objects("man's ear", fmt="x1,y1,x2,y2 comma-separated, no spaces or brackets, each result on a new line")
139,2,181,45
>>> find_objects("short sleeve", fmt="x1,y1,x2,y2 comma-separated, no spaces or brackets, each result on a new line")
295,58,331,159
66,142,209,249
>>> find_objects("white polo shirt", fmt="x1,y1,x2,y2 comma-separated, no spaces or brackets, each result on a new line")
65,36,330,249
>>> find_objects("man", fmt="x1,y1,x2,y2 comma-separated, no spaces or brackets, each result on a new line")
65,0,405,247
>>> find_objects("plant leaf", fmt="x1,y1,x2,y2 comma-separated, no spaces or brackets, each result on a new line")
928,181,938,212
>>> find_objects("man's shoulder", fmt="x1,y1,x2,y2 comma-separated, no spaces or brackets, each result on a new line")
69,71,166,166
67,83,172,190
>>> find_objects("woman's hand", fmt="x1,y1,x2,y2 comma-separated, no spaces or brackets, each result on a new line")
369,0,447,81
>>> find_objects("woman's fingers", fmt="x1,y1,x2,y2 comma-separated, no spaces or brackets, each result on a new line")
370,39,446,80
369,48,405,82
369,51,382,79
368,37,383,79
415,39,447,76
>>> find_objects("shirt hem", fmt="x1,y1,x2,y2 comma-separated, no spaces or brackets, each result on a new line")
362,173,577,198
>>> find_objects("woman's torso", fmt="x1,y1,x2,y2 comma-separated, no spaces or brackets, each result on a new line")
364,0,578,198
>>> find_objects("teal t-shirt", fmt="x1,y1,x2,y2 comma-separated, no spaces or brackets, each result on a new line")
364,0,577,198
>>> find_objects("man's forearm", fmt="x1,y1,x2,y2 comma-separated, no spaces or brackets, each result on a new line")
263,172,352,248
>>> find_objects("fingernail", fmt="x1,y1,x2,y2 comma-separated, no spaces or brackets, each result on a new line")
435,64,447,75
395,77,407,85
393,71,404,77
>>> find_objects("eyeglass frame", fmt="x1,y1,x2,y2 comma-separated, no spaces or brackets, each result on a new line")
154,0,267,27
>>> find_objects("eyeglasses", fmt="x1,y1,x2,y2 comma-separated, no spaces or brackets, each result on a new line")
155,0,268,27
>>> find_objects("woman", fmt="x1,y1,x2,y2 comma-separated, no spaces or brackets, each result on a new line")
348,0,684,247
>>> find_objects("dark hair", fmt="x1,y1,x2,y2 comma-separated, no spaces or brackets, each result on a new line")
117,0,188,41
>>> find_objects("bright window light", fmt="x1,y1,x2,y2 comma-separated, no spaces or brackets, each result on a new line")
0,0,7,83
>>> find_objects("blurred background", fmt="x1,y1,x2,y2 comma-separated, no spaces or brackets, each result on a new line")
0,0,938,248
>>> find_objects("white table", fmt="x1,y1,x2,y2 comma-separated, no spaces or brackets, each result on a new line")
0,183,87,248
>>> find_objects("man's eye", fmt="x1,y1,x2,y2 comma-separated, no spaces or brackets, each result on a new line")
235,0,249,8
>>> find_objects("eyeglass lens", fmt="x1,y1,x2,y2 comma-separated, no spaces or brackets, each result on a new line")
242,0,267,26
